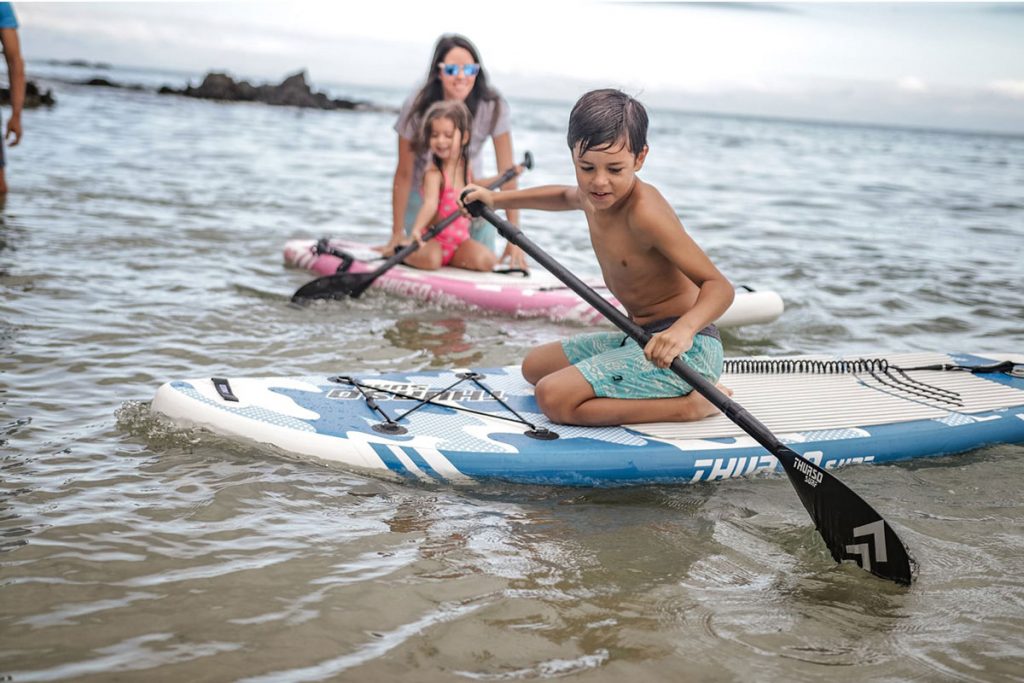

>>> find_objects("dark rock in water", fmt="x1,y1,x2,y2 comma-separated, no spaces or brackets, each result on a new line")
163,70,372,111
71,59,111,69
45,58,112,69
81,77,144,91
0,80,56,108
38,68,393,113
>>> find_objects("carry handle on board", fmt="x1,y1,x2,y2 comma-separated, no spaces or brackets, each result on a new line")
290,151,534,304
462,193,915,586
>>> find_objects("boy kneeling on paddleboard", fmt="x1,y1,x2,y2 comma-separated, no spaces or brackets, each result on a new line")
462,89,735,426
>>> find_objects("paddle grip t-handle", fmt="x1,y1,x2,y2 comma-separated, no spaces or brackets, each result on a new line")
462,197,914,586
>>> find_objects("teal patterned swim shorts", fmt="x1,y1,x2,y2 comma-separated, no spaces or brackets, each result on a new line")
561,328,724,399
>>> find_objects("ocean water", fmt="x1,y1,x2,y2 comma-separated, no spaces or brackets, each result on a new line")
1,63,1023,681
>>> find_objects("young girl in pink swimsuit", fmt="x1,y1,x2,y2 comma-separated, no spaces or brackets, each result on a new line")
402,101,507,271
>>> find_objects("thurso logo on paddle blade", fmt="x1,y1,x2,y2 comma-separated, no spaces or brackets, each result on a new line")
793,457,824,487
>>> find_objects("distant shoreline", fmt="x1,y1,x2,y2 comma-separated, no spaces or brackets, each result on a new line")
32,63,397,114
27,58,1023,139
42,58,112,70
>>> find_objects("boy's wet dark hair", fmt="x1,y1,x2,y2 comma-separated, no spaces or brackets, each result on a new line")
567,89,648,157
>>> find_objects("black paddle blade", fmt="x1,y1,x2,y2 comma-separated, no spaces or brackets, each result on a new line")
776,446,915,585
290,271,372,303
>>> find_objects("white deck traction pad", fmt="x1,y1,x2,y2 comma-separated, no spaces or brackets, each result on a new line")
627,352,1024,439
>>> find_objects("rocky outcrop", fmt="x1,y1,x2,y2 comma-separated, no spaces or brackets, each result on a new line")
0,80,56,108
45,58,112,70
160,70,372,111
30,68,392,113
82,77,144,91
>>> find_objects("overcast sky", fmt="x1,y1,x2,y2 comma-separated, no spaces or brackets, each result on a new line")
17,1,1024,133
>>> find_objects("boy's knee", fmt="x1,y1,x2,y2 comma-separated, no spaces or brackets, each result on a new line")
535,376,572,424
521,342,569,386
521,352,544,385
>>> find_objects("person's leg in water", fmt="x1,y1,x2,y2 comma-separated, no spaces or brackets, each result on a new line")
0,132,7,194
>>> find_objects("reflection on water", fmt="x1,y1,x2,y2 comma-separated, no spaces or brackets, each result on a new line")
384,316,484,368
1,62,1022,681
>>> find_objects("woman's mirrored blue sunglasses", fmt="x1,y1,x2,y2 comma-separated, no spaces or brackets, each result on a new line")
439,63,481,77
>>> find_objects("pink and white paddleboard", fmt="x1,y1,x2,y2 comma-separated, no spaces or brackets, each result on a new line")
284,238,784,327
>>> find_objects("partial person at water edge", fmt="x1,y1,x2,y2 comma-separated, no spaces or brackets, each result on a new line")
0,1,24,194
379,33,527,270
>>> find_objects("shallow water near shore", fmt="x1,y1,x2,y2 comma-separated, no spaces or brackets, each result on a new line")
2,63,1023,681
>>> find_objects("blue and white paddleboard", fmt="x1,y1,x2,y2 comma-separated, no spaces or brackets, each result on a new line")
151,352,1024,486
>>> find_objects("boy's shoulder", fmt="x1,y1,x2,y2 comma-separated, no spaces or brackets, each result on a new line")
625,180,677,229
632,178,667,201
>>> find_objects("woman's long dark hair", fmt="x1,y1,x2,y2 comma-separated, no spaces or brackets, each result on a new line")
410,34,502,130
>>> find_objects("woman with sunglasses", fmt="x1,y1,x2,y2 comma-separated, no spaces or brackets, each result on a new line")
380,34,526,270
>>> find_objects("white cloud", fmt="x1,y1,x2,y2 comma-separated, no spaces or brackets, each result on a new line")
897,76,928,93
989,80,1024,100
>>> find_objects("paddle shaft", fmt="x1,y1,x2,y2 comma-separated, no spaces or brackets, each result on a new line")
348,154,531,297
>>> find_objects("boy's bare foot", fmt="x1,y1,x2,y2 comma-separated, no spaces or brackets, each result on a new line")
680,382,733,421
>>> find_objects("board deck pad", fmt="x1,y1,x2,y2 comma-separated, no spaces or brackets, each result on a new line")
152,352,1024,486
630,352,1024,439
